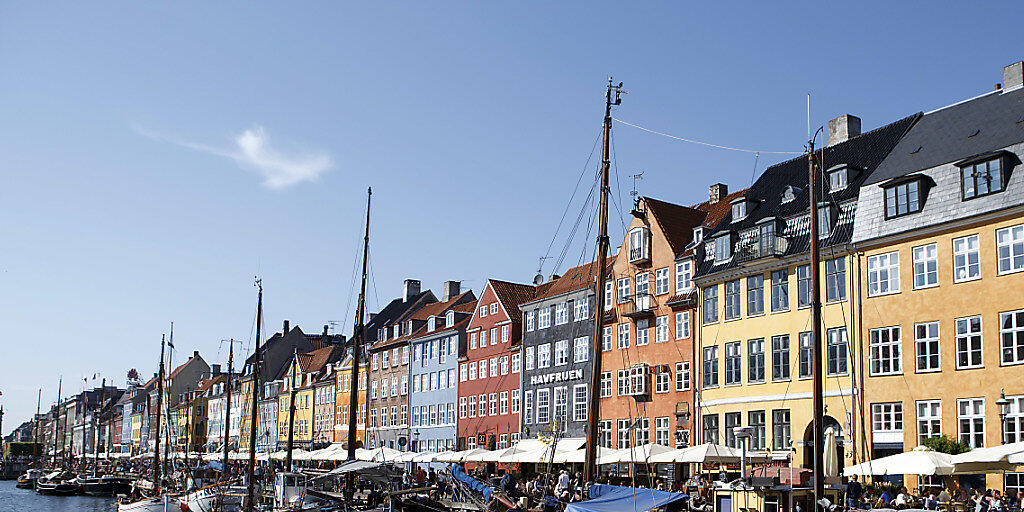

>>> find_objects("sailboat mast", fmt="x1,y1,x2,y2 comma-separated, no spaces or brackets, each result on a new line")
245,279,264,512
584,78,623,482
285,349,298,472
153,334,166,494
54,377,62,469
94,378,105,474
807,136,825,503
33,389,41,468
348,187,371,461
223,339,234,476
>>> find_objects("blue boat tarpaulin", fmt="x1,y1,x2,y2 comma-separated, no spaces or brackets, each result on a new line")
451,464,493,501
565,484,686,512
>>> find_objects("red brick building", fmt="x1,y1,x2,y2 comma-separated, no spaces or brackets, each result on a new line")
456,279,538,452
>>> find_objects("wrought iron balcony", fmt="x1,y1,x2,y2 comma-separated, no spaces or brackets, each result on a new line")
735,235,788,265
619,292,656,320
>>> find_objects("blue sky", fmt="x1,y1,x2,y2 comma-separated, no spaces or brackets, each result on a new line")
2,1,1022,430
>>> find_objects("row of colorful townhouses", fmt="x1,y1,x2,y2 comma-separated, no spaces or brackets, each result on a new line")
19,61,1024,492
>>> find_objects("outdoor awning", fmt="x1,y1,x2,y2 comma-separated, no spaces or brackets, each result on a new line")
565,484,686,512
844,446,954,476
952,442,1024,464
603,443,676,464
553,446,621,464
648,443,770,464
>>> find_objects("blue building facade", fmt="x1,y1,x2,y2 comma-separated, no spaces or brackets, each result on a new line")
408,303,475,465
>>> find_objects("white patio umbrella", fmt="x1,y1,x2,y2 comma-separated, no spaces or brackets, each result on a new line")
357,446,404,462
952,442,1024,464
392,451,421,463
823,427,840,477
411,451,439,463
465,449,504,462
843,445,954,476
604,443,676,464
648,443,763,464
553,446,621,464
444,448,489,462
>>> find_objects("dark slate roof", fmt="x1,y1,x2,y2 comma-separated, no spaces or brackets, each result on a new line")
867,87,1024,185
365,290,434,342
695,113,919,277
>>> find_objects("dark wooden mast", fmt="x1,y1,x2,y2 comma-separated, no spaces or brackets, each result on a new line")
285,349,298,472
93,378,105,475
583,78,624,482
153,334,166,494
348,187,371,461
53,377,62,468
807,134,825,503
223,339,234,476
245,279,263,512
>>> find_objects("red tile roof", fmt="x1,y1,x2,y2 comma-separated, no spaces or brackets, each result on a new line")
296,345,342,374
642,196,708,257
489,279,540,314
530,258,612,302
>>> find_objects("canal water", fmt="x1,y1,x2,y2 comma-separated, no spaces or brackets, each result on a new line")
0,480,114,511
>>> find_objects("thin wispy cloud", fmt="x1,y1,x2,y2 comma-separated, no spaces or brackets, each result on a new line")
133,124,333,189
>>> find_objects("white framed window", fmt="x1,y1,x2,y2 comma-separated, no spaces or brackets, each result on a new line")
536,389,550,424
957,398,985,448
616,370,629,396
825,257,847,302
490,357,498,376
467,395,476,418
555,303,569,325
871,402,904,440
724,341,741,385
748,338,765,383
1006,395,1024,443
490,327,498,345
501,324,509,342
600,372,613,398
573,336,589,363
724,279,741,320
537,343,551,368
956,315,984,369
617,277,631,304
917,400,941,444
602,326,613,351
524,346,535,371
511,389,520,414
522,391,532,424
675,362,690,391
636,319,649,346
479,305,487,317
655,316,669,342
675,260,693,293
655,268,670,295
489,393,497,416
459,363,467,382
525,310,535,331
675,311,690,340
629,226,650,262
500,355,509,375
478,361,487,379
617,323,630,349
468,361,477,380
702,346,719,388
500,391,508,415
998,225,1024,274
511,352,521,373
868,251,900,297
470,332,477,350
1001,309,1024,365
554,340,569,366
869,326,902,376
538,307,551,329
617,419,631,449
915,321,940,372
574,299,589,321
655,367,670,393
490,303,498,315
913,244,939,289
953,234,981,283
703,285,719,324
573,384,588,422
604,282,613,310
655,417,671,446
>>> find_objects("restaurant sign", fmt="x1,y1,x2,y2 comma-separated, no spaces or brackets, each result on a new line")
529,369,583,386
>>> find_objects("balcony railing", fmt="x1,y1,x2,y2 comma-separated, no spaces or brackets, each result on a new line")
619,292,656,320
735,235,788,265
628,245,650,264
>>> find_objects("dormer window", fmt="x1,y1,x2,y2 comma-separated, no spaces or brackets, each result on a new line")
730,198,749,222
828,167,848,191
959,154,1005,200
628,226,651,263
446,310,455,327
693,227,704,244
883,178,923,219
405,320,413,334
427,317,436,331
817,204,838,237
782,186,800,204
393,325,400,338
714,234,733,262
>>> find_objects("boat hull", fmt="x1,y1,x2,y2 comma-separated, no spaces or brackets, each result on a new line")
15,477,36,489
35,482,80,496
117,496,180,512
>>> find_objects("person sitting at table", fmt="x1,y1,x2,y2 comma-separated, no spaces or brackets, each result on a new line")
938,488,951,505
877,489,894,508
923,491,938,510
894,487,913,509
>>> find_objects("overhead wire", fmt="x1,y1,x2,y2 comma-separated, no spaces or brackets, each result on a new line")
613,118,801,155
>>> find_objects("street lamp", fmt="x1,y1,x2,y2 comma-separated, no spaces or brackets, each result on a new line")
734,426,753,483
996,389,1011,445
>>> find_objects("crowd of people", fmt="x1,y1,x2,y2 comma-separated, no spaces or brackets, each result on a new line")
849,484,1022,512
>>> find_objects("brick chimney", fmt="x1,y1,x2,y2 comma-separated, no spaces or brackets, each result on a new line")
709,183,728,203
193,350,199,359
323,325,329,336
828,114,861,146
283,320,290,334
442,280,461,301
212,364,221,375
1003,61,1024,91
403,279,421,302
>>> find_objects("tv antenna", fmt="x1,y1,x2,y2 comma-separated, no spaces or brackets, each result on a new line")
534,256,550,285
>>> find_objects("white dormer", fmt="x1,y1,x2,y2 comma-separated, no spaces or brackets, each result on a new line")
782,185,800,204
428,316,436,331
730,196,754,222
446,310,455,328
692,227,704,244
713,233,734,262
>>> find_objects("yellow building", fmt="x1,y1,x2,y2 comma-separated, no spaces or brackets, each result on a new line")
275,345,343,449
695,114,917,470
852,65,1024,492
333,353,368,446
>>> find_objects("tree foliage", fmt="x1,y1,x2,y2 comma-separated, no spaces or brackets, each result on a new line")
922,435,969,455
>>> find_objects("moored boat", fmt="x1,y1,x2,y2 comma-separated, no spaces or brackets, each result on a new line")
35,471,79,496
16,468,42,489
78,475,115,496
116,495,180,512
